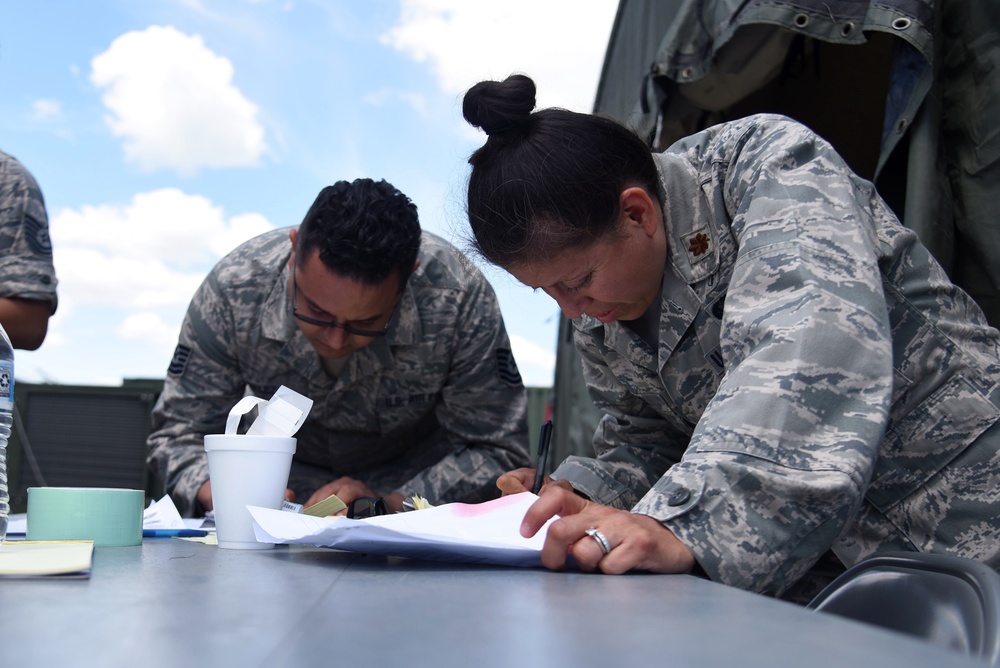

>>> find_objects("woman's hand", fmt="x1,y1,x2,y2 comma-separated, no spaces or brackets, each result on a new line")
521,486,697,574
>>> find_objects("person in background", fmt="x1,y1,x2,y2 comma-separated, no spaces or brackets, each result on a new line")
148,178,529,517
0,149,57,350
462,74,1000,600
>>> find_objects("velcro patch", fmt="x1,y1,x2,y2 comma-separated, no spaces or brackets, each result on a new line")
495,348,522,387
24,214,52,256
168,344,192,377
710,294,726,320
383,392,436,409
704,345,724,374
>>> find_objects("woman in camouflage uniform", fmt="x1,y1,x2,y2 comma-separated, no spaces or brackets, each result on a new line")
463,74,1000,597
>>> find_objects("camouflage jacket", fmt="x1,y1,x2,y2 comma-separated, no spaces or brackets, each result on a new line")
148,229,529,516
552,115,1000,595
0,150,57,310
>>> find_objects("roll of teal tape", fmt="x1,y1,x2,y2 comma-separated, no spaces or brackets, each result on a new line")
26,487,144,547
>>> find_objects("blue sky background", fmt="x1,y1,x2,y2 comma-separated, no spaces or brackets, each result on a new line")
0,0,619,387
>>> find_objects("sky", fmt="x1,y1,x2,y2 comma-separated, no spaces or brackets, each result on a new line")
0,0,620,388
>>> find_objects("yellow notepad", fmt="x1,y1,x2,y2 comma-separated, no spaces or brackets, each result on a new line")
303,494,347,517
0,540,95,579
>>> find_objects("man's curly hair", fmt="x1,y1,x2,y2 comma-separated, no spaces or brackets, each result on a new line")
297,178,421,287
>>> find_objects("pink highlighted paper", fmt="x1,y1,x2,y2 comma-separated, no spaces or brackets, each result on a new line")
247,492,556,567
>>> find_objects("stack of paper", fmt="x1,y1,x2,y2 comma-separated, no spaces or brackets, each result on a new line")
249,492,553,567
0,540,94,579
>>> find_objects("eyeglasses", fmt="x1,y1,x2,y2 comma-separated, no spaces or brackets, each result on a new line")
291,259,395,338
346,496,388,519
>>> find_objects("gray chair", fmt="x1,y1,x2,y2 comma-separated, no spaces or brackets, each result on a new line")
807,551,1000,666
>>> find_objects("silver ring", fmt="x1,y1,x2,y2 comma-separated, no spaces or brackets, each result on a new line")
585,527,611,555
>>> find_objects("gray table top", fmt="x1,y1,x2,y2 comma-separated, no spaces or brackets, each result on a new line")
0,538,985,668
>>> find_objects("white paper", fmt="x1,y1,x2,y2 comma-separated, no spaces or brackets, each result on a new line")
6,513,26,535
223,385,313,437
248,492,555,567
224,396,268,434
248,385,313,437
143,495,188,530
143,495,211,530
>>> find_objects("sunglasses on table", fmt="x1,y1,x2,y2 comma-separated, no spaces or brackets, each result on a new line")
346,496,389,519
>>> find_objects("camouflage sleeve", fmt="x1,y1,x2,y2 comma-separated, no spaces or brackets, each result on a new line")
395,273,531,504
146,270,247,516
549,327,684,509
0,155,58,309
633,117,895,595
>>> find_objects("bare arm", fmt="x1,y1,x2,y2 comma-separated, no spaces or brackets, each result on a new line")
0,297,50,350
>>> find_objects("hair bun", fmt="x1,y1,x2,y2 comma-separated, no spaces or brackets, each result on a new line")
462,74,536,137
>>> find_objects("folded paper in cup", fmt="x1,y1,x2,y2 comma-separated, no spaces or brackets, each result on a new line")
206,386,313,550
225,385,313,437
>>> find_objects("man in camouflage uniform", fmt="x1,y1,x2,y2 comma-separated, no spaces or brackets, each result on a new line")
148,179,529,517
538,115,1000,597
0,149,57,350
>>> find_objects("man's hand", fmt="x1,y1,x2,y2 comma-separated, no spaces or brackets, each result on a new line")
196,480,294,513
196,480,214,511
497,467,574,496
305,476,377,509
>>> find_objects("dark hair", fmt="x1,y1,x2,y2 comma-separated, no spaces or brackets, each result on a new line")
463,74,659,268
297,178,421,287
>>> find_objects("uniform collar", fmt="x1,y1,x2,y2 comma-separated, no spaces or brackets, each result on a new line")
576,153,705,369
357,283,421,371
262,258,296,342
654,151,718,285
584,262,699,372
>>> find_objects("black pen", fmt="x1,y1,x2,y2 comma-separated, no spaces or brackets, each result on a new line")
531,419,554,494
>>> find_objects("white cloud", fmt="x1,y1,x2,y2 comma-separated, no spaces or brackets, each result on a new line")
399,92,429,116
209,212,276,257
364,88,429,117
90,25,268,175
36,307,71,349
118,312,181,351
25,190,276,384
510,334,556,387
52,188,273,268
381,0,619,113
52,247,206,309
49,188,275,311
30,99,63,122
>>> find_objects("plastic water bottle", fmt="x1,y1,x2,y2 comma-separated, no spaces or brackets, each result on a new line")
0,323,13,543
